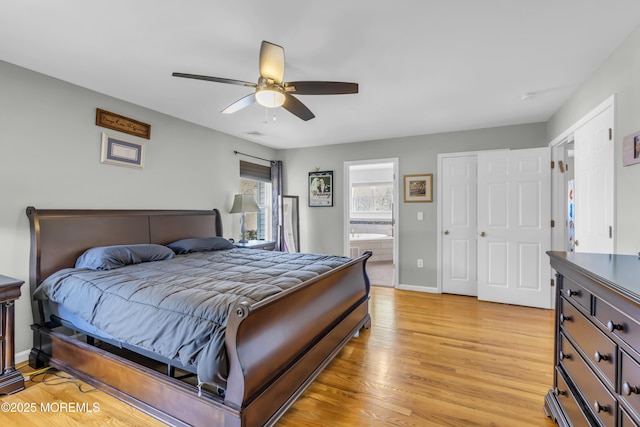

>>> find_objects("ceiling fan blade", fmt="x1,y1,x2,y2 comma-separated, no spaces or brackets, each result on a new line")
259,41,285,84
221,93,256,114
172,73,256,88
284,81,358,95
282,93,315,121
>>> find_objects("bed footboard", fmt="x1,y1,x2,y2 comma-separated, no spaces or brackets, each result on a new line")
224,251,372,426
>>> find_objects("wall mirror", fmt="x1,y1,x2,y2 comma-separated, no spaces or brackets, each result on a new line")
281,195,300,252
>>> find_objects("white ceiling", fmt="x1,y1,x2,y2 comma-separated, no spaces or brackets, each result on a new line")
2,1,640,149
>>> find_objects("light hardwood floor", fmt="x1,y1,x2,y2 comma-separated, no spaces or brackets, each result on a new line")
1,287,557,426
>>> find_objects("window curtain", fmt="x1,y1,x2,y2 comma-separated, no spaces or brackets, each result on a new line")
270,160,283,251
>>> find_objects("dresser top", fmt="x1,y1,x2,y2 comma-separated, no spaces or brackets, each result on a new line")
0,275,23,301
0,275,23,287
548,251,640,302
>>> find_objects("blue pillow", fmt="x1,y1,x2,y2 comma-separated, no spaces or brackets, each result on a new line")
76,244,175,270
167,237,234,254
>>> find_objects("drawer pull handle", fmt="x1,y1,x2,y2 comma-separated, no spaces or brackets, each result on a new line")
559,351,571,360
594,351,609,362
594,401,608,413
606,320,623,332
559,314,572,323
566,289,579,297
554,387,567,396
623,382,639,396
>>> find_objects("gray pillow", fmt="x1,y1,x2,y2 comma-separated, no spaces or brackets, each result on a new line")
76,244,175,270
167,237,234,254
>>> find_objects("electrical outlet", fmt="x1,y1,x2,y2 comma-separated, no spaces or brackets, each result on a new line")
417,259,423,268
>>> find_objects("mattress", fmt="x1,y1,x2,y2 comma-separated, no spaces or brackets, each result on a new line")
33,248,353,389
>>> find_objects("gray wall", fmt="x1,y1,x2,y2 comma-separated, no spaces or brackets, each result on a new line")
0,60,276,358
276,123,547,289
547,25,640,254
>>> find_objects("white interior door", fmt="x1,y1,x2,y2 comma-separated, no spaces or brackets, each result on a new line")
573,106,614,254
477,147,552,309
441,155,478,296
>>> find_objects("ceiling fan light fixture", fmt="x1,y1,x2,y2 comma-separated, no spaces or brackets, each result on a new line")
255,86,285,108
172,41,357,120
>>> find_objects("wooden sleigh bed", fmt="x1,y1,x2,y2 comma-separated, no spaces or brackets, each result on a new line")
26,206,372,427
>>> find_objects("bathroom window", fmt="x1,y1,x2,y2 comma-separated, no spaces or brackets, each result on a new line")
352,183,392,213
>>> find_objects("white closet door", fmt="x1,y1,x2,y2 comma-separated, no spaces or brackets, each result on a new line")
441,155,478,296
477,147,552,309
573,105,614,254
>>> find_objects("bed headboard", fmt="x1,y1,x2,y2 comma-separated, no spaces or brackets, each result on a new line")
26,206,223,288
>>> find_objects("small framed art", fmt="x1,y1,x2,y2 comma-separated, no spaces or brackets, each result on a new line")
404,173,432,202
100,133,145,169
309,171,333,207
623,130,640,166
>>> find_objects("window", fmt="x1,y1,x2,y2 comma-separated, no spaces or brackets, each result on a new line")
239,160,272,241
239,178,272,240
352,183,393,214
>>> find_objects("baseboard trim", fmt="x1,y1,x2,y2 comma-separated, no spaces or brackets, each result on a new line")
15,349,31,365
397,284,439,293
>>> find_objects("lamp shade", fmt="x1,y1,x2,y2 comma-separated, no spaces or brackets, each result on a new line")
230,194,260,213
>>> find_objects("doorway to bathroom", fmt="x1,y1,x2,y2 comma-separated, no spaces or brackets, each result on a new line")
343,158,399,288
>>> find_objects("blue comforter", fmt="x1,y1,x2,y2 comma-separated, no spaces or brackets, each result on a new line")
33,248,352,389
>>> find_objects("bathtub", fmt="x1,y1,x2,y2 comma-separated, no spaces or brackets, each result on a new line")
349,233,390,241
349,233,393,262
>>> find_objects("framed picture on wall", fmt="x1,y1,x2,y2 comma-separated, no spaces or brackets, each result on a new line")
623,130,640,166
100,132,145,169
309,171,333,207
403,173,432,202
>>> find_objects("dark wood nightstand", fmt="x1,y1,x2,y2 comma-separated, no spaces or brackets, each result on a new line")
0,275,25,395
234,240,276,251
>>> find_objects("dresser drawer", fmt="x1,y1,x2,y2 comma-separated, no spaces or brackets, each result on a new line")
560,333,617,427
594,296,640,350
622,408,640,427
562,276,592,312
561,297,617,388
620,350,640,421
555,366,593,427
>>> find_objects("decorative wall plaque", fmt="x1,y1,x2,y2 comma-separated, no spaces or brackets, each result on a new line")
96,108,151,139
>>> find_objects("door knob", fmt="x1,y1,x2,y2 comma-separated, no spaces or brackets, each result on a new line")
480,231,486,237
574,240,579,246
444,230,449,235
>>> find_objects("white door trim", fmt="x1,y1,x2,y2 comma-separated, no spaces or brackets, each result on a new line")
548,94,616,254
549,94,615,148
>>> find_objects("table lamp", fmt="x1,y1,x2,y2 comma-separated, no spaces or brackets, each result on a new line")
230,194,261,243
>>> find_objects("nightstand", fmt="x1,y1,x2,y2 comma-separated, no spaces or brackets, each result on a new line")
234,240,276,251
0,275,25,395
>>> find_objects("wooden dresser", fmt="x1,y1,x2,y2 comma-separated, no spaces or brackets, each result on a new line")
546,251,640,427
0,275,24,395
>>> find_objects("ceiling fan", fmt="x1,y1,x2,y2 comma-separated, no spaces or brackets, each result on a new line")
172,41,358,121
